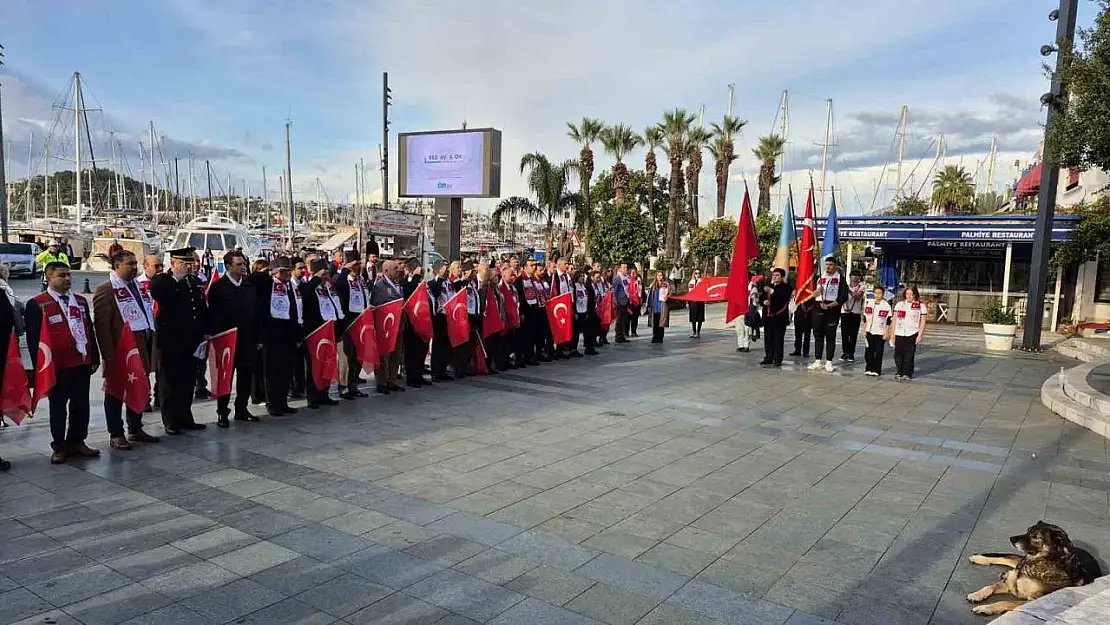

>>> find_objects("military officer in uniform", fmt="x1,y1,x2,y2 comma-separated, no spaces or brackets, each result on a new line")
149,248,209,434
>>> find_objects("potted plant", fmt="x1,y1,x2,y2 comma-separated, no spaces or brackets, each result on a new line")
981,298,1018,351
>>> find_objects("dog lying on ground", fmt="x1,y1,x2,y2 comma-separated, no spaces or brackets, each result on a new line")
966,521,1102,616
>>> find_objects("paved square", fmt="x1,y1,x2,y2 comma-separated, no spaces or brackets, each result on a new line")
2,321,1107,624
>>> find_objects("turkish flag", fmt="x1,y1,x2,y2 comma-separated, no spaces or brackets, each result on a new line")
348,308,379,375
403,282,434,343
794,183,817,305
1,330,31,424
373,298,404,356
103,325,152,415
546,292,573,344
473,335,489,375
599,290,615,330
499,282,519,328
207,328,239,398
305,321,338,390
444,289,470,348
205,267,221,298
726,185,760,323
482,285,504,338
32,311,55,414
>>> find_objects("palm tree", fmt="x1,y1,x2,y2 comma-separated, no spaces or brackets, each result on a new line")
660,108,695,259
684,126,711,228
490,196,541,242
599,124,643,205
566,117,604,240
752,134,786,215
710,115,747,218
931,165,975,214
643,125,664,223
518,152,578,258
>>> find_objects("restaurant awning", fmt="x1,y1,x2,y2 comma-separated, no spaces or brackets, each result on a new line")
1016,162,1042,199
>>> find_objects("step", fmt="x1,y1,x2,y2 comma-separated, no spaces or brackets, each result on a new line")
990,575,1110,624
1061,362,1110,419
1055,338,1110,363
1042,374,1110,438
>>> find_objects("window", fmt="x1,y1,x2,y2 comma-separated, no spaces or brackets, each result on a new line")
1096,258,1110,303
223,234,238,250
0,243,33,254
207,234,225,250
187,233,206,249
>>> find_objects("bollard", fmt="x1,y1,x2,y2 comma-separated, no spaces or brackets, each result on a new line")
83,278,91,294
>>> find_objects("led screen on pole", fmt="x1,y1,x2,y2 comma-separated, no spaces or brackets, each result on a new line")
398,128,502,198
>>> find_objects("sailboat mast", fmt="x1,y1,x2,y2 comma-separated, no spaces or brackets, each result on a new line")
175,157,181,216
189,155,197,220
819,98,832,214
110,131,119,208
44,142,50,219
139,142,148,214
245,181,250,224
986,136,997,196
24,131,33,217
895,105,908,200
205,160,213,215
284,120,294,246
262,165,268,229
149,122,158,225
74,72,82,226
315,177,321,223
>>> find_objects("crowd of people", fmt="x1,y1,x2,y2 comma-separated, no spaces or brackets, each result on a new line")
0,245,928,472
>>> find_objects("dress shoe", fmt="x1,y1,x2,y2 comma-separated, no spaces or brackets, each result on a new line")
110,437,132,451
585,349,599,355
128,430,161,444
374,387,390,395
234,413,261,422
407,380,425,388
267,409,285,417
419,377,432,385
432,374,454,382
72,443,101,458
282,406,299,415
343,389,369,399
216,417,230,428
183,422,208,431
0,458,10,471
759,359,772,365
50,450,68,464
788,351,800,357
164,427,182,435
356,376,367,384
321,397,340,406
194,388,211,400
307,402,320,410
386,384,405,392
569,351,583,358
288,391,305,400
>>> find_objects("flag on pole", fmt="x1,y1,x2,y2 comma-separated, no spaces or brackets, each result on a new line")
794,183,818,304
32,311,56,413
102,324,152,415
773,188,798,272
207,328,239,398
725,184,760,323
821,188,840,262
373,298,404,356
403,282,434,343
444,289,470,348
205,267,220,298
305,321,338,390
1,330,31,424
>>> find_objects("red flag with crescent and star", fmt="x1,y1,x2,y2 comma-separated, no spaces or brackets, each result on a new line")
794,183,817,305
103,324,152,415
32,310,56,413
305,321,338,390
444,289,470,348
205,267,221,299
473,335,489,375
546,291,574,344
1,330,31,424
207,328,239,398
373,298,404,356
482,284,504,338
599,290,615,331
403,282,434,343
348,308,379,374
499,282,520,328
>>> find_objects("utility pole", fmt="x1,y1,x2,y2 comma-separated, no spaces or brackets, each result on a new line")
0,43,7,240
1024,0,1079,351
382,71,391,215
284,120,294,246
895,105,908,200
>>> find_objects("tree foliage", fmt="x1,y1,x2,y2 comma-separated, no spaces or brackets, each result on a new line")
1047,1,1110,170
687,218,736,273
974,191,1005,214
752,134,785,216
930,165,975,214
1054,196,1110,266
891,195,930,216
586,201,656,269
590,169,673,254
519,152,578,258
752,210,782,275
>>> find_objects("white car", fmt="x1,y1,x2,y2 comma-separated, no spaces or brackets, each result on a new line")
0,242,42,278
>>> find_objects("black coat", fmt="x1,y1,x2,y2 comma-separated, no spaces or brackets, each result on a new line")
333,268,370,331
257,276,301,343
0,293,13,368
207,274,260,364
150,273,208,356
299,277,327,331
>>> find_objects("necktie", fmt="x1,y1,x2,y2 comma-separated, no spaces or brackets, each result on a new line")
60,293,70,308
128,281,152,327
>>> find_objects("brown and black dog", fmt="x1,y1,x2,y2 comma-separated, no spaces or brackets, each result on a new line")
966,521,1102,616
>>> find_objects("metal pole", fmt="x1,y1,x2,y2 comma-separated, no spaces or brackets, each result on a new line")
205,160,213,216
1002,241,1013,308
149,122,157,225
382,72,390,214
284,120,294,246
0,84,7,241
1023,0,1079,351
175,157,181,217
895,105,907,200
262,165,268,229
819,99,832,214
74,73,82,226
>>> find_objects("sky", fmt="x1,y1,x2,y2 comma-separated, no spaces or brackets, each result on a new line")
0,0,1095,221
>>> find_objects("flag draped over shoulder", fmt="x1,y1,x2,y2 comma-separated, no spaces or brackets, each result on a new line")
725,185,759,323
773,189,798,272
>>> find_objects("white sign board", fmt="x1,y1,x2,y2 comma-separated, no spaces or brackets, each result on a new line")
367,209,423,237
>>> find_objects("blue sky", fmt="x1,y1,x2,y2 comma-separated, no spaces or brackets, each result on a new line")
0,0,1092,218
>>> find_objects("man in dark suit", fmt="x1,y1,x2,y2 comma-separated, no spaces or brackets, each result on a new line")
150,248,209,434
426,261,455,381
207,249,261,427
371,260,406,393
92,250,160,450
298,259,341,409
257,257,300,417
401,258,432,387
333,250,370,399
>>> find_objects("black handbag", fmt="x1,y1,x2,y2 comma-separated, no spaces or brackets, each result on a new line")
744,308,763,328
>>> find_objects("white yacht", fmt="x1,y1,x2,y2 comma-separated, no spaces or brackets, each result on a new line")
164,212,259,272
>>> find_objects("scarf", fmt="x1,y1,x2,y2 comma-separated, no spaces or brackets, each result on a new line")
109,271,152,332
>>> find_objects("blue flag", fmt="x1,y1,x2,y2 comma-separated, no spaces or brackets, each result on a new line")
821,189,840,262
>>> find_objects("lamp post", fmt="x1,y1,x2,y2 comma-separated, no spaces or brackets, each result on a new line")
1022,0,1079,351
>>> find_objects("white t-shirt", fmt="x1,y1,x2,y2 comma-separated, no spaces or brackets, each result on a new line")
893,300,925,337
863,299,892,335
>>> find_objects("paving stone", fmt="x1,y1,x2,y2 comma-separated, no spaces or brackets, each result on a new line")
0,588,56,624
405,568,526,622
425,511,523,545
59,582,173,625
405,535,488,566
636,542,718,577
506,565,598,605
366,519,443,549
231,597,337,625
453,547,537,585
345,591,449,625
565,582,660,624
335,545,445,588
26,563,132,607
576,553,689,600
582,529,660,559
320,509,397,535
488,597,606,625
497,530,600,569
208,540,301,576
141,561,240,600
270,524,376,561
295,573,393,618
638,601,728,625
7,609,85,625
670,580,796,625
180,577,287,622
0,532,64,564
665,527,742,557
169,525,259,559
248,555,345,596
105,544,202,580
3,546,97,585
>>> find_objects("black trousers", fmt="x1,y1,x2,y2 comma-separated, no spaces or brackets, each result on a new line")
650,312,665,342
195,357,208,392
573,313,597,351
864,333,887,374
498,329,515,368
291,343,306,394
263,340,295,411
50,366,91,451
811,307,840,361
431,314,452,375
517,315,536,363
894,334,918,378
217,361,254,417
764,314,788,364
629,305,641,335
841,313,861,359
161,349,198,430
453,316,478,374
793,309,811,355
105,393,144,437
615,304,628,340
403,328,427,384
530,310,548,360
250,348,267,404
483,333,501,371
